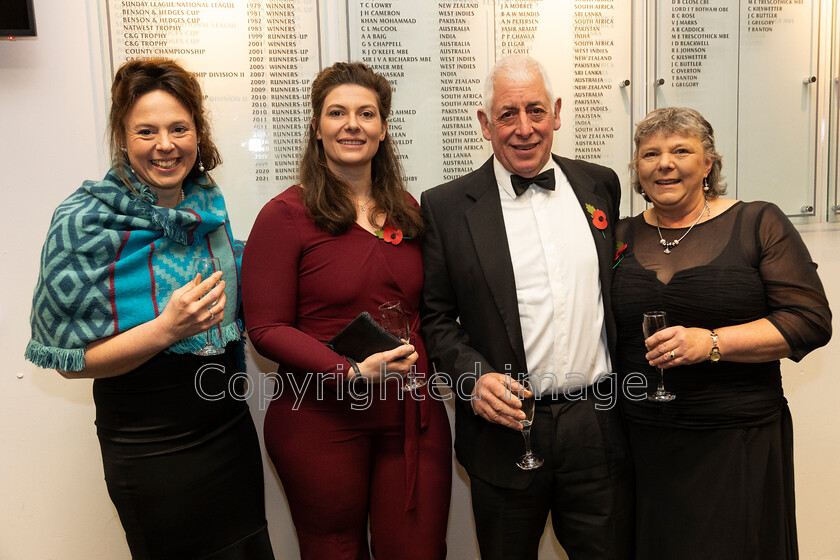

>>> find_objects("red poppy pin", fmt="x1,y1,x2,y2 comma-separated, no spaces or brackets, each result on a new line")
375,225,411,245
613,241,628,269
585,204,608,237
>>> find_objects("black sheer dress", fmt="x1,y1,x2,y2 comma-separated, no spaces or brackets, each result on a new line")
612,201,831,560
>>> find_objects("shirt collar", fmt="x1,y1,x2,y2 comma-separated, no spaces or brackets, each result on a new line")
494,155,559,200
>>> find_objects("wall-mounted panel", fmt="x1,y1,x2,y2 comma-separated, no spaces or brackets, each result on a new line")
830,0,840,221
105,0,322,235
736,0,818,217
653,0,740,189
101,0,836,232
524,0,634,219
348,0,494,198
485,1,634,217
653,0,819,217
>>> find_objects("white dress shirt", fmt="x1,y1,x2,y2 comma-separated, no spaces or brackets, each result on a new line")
493,156,611,395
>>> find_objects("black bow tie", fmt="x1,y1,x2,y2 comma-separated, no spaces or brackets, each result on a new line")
510,169,555,197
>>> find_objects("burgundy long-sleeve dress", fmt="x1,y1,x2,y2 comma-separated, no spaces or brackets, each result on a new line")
241,185,451,560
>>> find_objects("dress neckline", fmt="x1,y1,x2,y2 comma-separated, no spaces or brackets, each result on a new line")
643,200,742,231
353,222,382,238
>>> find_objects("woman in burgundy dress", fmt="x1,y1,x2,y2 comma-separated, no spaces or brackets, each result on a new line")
241,62,452,560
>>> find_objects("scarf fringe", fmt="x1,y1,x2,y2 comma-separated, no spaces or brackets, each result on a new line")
166,321,245,355
25,322,244,372
24,340,86,371
132,201,191,246
150,209,190,245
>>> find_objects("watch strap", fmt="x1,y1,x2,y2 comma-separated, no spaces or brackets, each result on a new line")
709,330,721,362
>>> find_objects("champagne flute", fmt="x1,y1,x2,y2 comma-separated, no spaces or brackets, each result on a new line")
192,257,225,356
642,311,675,402
515,377,544,470
378,300,426,392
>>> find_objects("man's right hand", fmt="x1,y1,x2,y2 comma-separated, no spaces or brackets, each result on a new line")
471,372,529,431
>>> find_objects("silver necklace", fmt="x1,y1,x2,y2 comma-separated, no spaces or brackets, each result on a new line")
358,196,373,212
656,198,709,254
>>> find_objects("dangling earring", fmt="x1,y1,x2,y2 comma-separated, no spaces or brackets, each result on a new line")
121,146,135,174
703,176,710,192
197,146,205,173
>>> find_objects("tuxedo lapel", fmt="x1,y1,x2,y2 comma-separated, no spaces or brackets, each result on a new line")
464,162,527,371
556,156,614,283
556,155,618,361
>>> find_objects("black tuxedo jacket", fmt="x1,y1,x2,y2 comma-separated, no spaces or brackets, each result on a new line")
420,154,621,489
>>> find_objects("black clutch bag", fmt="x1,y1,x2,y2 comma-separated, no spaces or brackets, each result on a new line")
326,312,403,362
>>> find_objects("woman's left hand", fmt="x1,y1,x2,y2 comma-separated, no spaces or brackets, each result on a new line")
644,326,712,369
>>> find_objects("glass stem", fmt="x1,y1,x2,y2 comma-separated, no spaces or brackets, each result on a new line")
656,367,666,392
521,428,533,455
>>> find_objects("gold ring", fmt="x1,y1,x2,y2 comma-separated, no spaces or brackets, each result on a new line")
669,350,675,359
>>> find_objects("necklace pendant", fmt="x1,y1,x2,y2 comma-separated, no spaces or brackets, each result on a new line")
360,205,367,212
663,247,671,254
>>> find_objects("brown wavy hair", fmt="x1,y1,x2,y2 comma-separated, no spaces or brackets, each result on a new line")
108,58,221,193
300,61,422,237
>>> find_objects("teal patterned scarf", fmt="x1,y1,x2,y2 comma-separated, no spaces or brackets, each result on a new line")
25,168,244,371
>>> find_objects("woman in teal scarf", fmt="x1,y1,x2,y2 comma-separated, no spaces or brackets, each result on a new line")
25,59,274,559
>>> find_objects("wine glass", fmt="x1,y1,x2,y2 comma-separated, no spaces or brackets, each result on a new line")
191,257,225,356
515,377,544,470
378,300,426,392
642,311,675,402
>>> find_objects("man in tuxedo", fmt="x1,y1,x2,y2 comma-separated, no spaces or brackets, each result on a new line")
420,55,633,559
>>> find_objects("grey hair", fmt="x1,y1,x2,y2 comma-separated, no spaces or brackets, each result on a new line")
630,106,727,198
482,55,555,115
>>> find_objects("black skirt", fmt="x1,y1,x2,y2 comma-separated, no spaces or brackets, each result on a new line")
93,345,274,559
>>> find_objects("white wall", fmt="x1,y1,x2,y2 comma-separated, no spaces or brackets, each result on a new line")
1,0,837,558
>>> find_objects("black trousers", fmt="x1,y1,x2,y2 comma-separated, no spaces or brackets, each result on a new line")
469,387,634,560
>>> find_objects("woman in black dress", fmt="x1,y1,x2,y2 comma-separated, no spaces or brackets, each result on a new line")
612,107,831,559
25,59,274,559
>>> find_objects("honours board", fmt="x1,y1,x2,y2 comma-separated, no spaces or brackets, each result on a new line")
104,0,829,236
345,0,635,215
107,0,322,236
105,0,639,232
654,0,820,216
